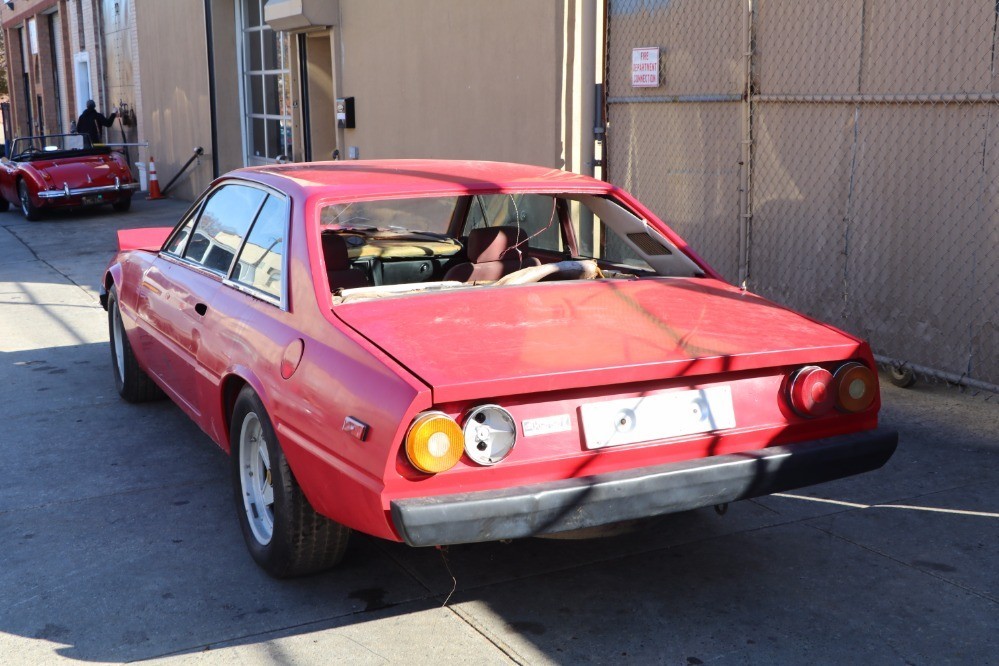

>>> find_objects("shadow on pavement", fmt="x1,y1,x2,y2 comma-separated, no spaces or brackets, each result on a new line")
0,341,996,662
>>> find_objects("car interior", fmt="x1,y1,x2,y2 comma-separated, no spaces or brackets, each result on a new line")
6,134,113,162
322,192,705,304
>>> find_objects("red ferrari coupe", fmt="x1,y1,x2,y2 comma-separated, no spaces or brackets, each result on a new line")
101,160,897,577
1,133,137,220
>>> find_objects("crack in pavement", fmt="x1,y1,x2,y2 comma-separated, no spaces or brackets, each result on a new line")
1,224,101,303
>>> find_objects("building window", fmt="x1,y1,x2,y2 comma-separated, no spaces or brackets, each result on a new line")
240,0,293,165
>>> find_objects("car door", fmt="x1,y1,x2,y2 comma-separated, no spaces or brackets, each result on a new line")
137,182,267,420
196,191,293,445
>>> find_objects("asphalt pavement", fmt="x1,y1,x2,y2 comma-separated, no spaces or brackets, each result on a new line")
0,198,996,664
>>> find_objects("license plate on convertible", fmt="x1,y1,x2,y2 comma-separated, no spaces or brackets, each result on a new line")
82,195,105,205
579,386,736,449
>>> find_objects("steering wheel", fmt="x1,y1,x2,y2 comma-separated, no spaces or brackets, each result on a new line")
493,260,603,286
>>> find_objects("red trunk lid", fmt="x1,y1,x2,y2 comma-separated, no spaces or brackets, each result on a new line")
34,155,119,188
333,277,864,402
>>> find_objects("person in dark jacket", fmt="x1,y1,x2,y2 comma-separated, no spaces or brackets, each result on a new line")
76,100,117,144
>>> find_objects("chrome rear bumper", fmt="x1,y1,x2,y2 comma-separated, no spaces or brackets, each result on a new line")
38,178,139,199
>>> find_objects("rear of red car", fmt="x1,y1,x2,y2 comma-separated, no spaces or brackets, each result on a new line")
19,150,137,215
331,276,897,546
34,152,136,205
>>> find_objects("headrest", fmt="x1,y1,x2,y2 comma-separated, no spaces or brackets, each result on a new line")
467,226,529,264
321,233,350,271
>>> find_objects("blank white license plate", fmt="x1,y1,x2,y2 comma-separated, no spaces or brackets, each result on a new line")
579,386,736,449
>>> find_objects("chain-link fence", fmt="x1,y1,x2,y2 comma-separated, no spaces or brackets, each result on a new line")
607,0,999,392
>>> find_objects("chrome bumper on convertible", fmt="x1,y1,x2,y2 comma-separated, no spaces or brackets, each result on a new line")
38,178,139,199
390,428,898,547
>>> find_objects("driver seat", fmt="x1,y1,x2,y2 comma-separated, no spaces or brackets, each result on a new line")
322,233,369,292
444,226,540,283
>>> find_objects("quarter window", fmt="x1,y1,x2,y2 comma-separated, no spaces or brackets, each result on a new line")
183,185,266,275
163,215,195,256
233,195,287,300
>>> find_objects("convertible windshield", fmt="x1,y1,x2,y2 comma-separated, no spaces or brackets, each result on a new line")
10,134,93,159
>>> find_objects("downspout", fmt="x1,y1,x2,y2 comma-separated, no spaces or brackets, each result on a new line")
93,0,108,110
203,0,220,178
737,0,755,288
331,2,344,158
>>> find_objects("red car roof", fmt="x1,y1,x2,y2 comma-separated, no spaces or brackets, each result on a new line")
229,159,616,200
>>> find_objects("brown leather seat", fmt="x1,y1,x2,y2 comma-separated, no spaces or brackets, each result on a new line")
322,233,370,292
443,226,541,283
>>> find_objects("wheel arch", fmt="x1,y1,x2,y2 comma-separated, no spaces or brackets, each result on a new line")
16,171,46,195
219,368,271,454
100,264,124,310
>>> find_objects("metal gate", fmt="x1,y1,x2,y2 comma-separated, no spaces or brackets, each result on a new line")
606,0,999,392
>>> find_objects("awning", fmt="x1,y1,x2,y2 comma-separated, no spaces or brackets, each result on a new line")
263,0,338,32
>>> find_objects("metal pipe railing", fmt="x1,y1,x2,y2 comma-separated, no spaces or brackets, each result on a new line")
161,147,205,197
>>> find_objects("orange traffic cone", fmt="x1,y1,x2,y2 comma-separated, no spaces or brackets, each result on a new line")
146,157,164,200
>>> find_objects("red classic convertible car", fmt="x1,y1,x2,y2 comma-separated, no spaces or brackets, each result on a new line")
1,133,137,220
101,160,897,577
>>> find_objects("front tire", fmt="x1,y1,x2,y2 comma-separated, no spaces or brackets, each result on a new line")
107,284,163,402
112,195,132,212
0,196,10,212
231,387,350,577
18,180,41,221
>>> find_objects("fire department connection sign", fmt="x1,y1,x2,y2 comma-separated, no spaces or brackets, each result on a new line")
632,47,660,88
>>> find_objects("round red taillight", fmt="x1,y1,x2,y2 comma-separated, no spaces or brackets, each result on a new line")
788,365,835,418
834,362,877,412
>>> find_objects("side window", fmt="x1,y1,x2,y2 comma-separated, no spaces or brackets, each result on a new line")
232,195,287,301
464,194,562,253
183,184,266,275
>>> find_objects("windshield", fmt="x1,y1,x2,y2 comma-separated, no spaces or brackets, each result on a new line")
321,197,459,234
10,134,93,159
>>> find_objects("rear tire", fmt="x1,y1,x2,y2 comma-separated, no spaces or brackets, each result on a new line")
112,195,132,212
107,284,163,402
18,180,41,221
231,386,350,577
0,197,9,212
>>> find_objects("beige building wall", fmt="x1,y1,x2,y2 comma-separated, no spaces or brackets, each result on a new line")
128,0,600,199
208,0,243,176
133,0,214,201
335,0,567,168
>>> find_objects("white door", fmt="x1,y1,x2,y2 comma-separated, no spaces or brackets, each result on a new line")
74,53,91,118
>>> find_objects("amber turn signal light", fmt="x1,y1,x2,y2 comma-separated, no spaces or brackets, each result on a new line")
405,411,464,474
834,362,877,413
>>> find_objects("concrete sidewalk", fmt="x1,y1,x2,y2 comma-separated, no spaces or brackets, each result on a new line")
0,199,996,664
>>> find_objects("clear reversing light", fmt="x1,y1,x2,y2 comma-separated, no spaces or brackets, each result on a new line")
405,411,464,474
463,404,517,466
